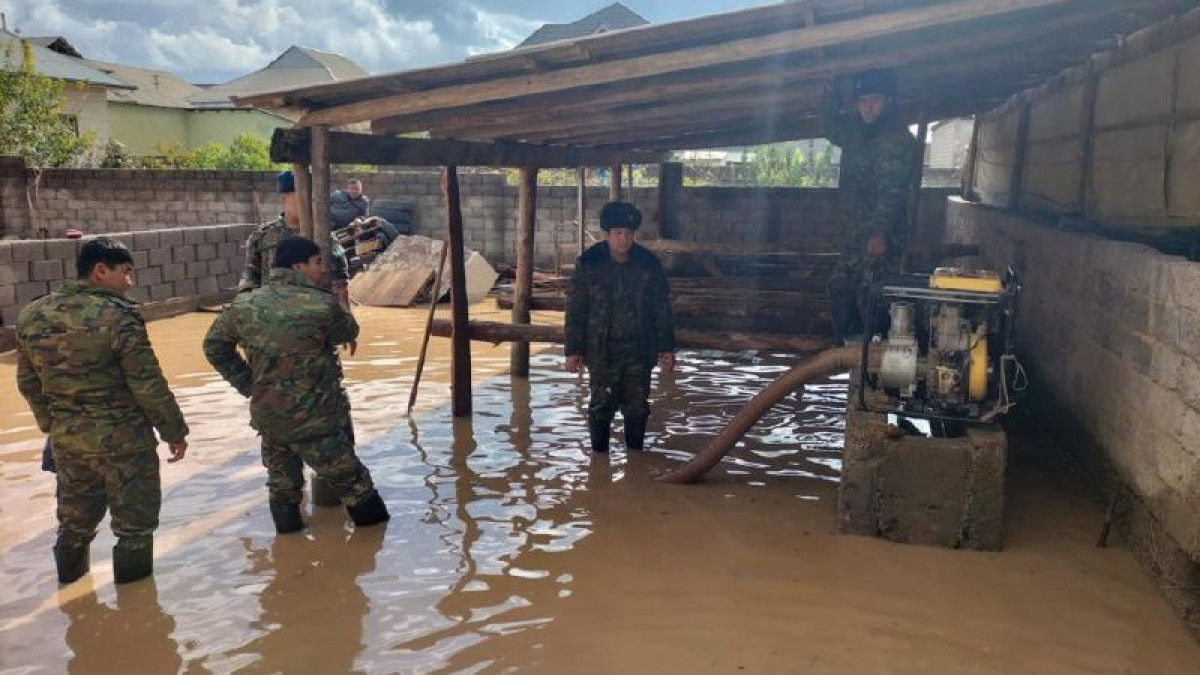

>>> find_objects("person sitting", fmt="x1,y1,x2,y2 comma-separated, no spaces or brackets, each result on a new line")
329,179,370,231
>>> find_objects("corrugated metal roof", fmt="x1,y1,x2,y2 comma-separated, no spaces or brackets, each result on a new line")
1,30,131,89
87,59,201,108
188,45,367,107
517,3,650,48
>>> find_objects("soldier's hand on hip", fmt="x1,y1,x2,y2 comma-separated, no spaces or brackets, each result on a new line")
866,235,887,258
167,440,188,463
565,355,583,373
658,351,676,373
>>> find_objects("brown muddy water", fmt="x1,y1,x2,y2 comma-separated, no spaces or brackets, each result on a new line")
1,304,1197,674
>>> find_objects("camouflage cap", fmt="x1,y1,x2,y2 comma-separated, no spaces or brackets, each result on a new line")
599,201,642,231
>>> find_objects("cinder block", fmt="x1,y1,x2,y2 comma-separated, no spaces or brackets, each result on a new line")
195,243,217,261
29,260,64,282
132,250,149,268
173,245,196,263
44,240,77,262
208,259,230,276
159,229,184,248
217,242,237,259
173,278,197,297
0,243,11,264
149,283,174,302
0,261,27,285
1,305,20,327
838,385,1007,551
133,231,161,250
185,262,207,279
162,263,186,282
0,283,14,307
11,241,45,263
135,266,162,287
197,276,220,297
147,248,169,266
15,281,50,304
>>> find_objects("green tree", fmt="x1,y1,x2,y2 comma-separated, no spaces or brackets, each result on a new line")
0,40,94,168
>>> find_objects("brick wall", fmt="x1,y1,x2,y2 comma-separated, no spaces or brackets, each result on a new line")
0,223,252,327
945,198,1200,564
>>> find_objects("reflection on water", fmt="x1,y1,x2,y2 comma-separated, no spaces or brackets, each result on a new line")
0,308,1197,673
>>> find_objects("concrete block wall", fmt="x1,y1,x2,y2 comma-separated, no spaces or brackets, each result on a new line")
945,198,1200,562
0,223,252,327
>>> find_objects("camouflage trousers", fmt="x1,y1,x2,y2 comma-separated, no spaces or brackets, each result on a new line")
55,449,160,552
828,253,902,342
260,423,375,509
587,347,653,424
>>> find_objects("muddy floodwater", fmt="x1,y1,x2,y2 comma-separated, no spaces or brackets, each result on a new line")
1,304,1197,673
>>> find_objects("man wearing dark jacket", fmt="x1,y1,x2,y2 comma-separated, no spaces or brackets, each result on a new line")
565,202,675,453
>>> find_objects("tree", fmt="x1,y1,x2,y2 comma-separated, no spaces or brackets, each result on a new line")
0,39,94,168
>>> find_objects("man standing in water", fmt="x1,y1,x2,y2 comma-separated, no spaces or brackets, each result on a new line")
565,201,676,453
16,238,189,584
204,237,389,532
822,69,922,343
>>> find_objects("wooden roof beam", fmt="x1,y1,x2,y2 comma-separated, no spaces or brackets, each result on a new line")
270,128,666,168
298,0,1083,128
374,2,1129,137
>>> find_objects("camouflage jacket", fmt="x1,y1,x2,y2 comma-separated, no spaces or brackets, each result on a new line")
16,280,188,454
822,92,921,269
565,242,675,369
238,217,350,292
204,268,359,443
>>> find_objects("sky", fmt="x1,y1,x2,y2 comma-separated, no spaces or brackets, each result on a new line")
1,0,772,84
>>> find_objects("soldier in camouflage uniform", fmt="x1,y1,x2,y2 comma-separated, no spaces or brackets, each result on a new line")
822,69,922,343
240,169,351,301
204,236,389,533
565,202,676,453
16,238,189,585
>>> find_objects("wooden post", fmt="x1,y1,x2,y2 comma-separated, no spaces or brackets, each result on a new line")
442,166,472,417
962,118,981,201
625,164,634,192
292,162,313,237
609,164,622,201
310,126,331,262
577,167,587,257
512,168,537,377
906,111,929,271
658,162,683,240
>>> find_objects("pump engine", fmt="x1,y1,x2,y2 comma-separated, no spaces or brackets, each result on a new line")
858,268,1023,423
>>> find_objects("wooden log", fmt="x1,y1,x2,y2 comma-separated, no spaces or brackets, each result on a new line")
577,167,587,257
297,0,1081,128
429,319,834,354
271,128,664,168
511,168,537,377
443,166,472,417
608,165,621,201
658,162,683,240
310,127,332,265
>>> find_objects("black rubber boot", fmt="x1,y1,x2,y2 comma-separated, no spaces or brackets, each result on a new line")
54,543,89,584
311,476,341,507
346,490,390,527
588,417,611,453
270,502,305,534
624,415,648,451
113,544,153,585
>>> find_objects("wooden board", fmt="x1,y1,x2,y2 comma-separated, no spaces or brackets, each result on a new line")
349,267,435,307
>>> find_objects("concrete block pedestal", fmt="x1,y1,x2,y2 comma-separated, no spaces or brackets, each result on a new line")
838,387,1007,551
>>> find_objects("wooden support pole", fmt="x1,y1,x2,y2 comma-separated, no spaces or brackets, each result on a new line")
442,166,472,417
962,117,981,201
1008,103,1031,212
658,162,683,240
512,168,537,377
609,164,622,201
292,162,313,238
310,126,331,263
906,111,929,271
625,164,634,192
577,167,587,257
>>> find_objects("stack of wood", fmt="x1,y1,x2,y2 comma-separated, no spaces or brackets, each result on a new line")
497,239,837,339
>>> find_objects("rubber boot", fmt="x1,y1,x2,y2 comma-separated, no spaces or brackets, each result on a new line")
311,476,341,507
624,414,648,451
588,417,611,453
269,502,305,534
113,544,153,585
54,543,89,584
346,490,390,527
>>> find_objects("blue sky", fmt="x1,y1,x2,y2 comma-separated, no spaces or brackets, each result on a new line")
1,1,772,83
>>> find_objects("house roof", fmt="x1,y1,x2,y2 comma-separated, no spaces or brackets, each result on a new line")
27,36,83,58
1,30,131,89
516,3,650,48
187,45,367,108
235,0,1199,153
87,60,201,108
